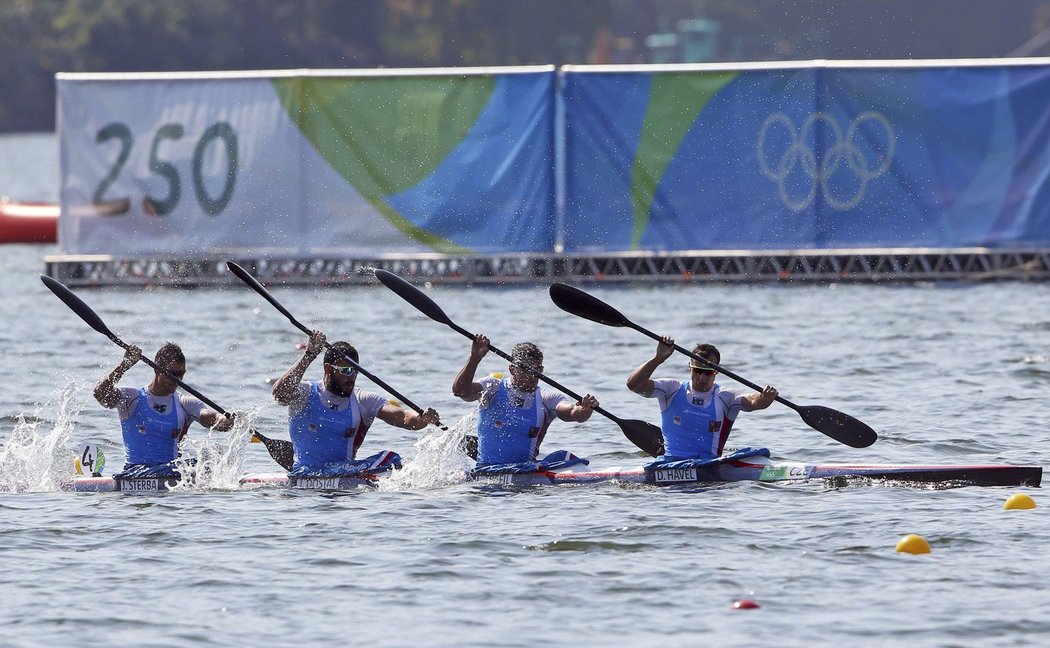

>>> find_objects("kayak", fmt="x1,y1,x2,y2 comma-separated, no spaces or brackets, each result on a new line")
62,454,1042,492
66,472,379,493
470,458,1043,488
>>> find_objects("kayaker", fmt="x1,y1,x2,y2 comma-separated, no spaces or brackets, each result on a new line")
453,333,598,469
94,342,235,478
627,337,778,460
272,330,439,476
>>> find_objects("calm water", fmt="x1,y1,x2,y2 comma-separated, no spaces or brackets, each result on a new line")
1,134,1048,647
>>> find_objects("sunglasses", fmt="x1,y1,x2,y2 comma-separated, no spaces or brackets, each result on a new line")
165,367,186,378
328,364,357,376
690,366,716,375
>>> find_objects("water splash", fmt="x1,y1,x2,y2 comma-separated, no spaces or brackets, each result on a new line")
0,379,81,492
379,410,477,492
168,406,264,491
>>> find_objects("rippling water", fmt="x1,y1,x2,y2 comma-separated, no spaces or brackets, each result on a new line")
1,134,1048,647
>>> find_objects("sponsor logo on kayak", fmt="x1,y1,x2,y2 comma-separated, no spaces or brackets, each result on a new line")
653,467,698,483
119,479,162,492
759,464,811,481
292,477,341,490
474,473,515,485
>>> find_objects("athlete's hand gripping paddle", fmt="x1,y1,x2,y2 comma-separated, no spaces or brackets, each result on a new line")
548,282,877,449
40,275,295,470
374,269,666,457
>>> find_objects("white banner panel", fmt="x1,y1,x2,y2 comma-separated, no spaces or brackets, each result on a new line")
57,75,411,256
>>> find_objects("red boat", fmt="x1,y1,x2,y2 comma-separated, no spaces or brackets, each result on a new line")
0,198,58,243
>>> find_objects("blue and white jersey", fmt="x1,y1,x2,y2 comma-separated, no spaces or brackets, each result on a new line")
646,379,747,459
476,375,567,465
114,386,206,466
286,381,388,471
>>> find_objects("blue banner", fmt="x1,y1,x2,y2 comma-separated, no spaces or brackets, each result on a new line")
562,63,1050,251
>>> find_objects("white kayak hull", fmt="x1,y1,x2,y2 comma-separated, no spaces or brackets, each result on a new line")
62,455,1042,492
65,472,378,493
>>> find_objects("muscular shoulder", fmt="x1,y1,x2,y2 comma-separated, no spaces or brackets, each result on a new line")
116,386,140,403
649,378,682,398
177,393,207,420
356,389,389,418
291,381,312,402
716,385,748,406
114,386,142,418
540,389,568,412
287,381,313,415
476,375,502,402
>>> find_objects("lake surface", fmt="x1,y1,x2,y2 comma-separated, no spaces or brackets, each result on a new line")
1,133,1048,647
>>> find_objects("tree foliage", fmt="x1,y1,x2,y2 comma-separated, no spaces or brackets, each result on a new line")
0,0,1043,132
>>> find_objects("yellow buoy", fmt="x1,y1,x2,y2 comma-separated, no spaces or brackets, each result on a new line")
895,534,931,554
1004,493,1037,510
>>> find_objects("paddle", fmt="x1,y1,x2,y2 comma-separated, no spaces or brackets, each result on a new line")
248,430,295,471
224,262,470,456
373,269,666,457
40,275,295,470
548,282,878,449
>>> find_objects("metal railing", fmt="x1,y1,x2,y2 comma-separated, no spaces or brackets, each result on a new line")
44,248,1050,287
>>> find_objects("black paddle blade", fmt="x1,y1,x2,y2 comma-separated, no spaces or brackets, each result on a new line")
460,435,479,460
549,283,631,328
374,269,453,327
618,419,665,457
41,275,116,339
252,431,294,471
226,261,259,288
227,261,309,334
796,405,878,448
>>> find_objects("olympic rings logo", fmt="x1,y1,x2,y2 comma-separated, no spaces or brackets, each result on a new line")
757,111,895,211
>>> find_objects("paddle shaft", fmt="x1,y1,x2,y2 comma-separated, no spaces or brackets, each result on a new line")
547,282,877,448
373,269,664,455
226,262,432,419
117,343,296,468
41,275,236,415
627,324,803,413
39,274,300,466
440,314,634,426
294,323,432,417
127,350,293,469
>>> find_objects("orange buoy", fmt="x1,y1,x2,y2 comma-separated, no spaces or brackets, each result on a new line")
1004,493,1036,510
895,534,931,554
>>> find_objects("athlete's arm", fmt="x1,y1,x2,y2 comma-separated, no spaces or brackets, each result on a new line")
452,333,489,401
556,393,599,422
198,409,236,431
377,403,440,430
273,330,325,405
627,336,675,396
94,345,141,408
741,385,779,411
